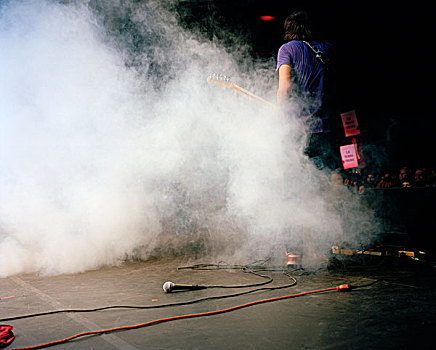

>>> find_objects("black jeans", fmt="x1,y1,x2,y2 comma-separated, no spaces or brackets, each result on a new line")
304,132,341,171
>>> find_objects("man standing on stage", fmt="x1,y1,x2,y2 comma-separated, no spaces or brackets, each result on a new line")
276,10,340,170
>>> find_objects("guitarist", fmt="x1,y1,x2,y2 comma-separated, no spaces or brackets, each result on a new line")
276,10,341,171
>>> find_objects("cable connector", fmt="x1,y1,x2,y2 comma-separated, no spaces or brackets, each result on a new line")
336,284,352,292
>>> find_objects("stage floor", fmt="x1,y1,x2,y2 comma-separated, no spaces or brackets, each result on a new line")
2,257,435,349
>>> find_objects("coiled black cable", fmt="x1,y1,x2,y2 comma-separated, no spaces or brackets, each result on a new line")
1,261,298,322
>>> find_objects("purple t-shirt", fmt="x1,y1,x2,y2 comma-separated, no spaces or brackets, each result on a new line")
276,40,332,132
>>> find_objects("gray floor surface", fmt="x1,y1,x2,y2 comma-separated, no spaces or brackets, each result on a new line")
1,257,435,349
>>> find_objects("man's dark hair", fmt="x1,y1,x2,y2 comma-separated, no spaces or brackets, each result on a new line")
284,11,313,41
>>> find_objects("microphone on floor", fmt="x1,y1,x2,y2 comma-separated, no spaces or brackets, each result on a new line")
163,281,207,293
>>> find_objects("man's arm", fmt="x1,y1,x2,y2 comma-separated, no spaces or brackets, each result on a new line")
277,64,291,107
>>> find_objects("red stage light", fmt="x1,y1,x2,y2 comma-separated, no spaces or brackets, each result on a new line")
260,15,275,21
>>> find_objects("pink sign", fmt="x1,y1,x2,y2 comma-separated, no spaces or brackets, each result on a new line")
341,110,360,137
340,144,359,169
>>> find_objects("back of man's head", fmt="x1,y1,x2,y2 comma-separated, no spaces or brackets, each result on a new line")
284,10,313,41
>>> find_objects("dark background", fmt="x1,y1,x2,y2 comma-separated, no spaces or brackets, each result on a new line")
176,0,435,170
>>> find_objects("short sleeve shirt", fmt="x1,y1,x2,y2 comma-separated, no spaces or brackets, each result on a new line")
277,40,333,132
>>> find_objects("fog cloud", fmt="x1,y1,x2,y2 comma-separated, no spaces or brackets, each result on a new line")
0,0,377,276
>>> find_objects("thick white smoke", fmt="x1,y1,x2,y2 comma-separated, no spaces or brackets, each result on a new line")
0,0,376,276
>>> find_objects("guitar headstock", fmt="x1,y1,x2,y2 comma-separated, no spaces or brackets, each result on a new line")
207,73,234,90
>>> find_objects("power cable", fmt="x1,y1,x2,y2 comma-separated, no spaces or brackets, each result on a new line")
8,284,352,350
1,263,298,323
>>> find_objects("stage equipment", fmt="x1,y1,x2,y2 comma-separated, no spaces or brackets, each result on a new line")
162,281,207,293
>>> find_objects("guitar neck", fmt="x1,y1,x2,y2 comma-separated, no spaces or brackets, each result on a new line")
228,83,274,108
207,74,274,108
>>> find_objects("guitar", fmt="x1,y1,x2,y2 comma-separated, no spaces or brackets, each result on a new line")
206,73,274,108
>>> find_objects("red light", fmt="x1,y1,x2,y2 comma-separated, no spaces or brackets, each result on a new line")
260,15,275,21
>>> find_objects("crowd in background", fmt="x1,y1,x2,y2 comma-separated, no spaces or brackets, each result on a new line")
331,166,436,195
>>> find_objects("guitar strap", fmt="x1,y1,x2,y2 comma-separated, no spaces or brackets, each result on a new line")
302,40,330,66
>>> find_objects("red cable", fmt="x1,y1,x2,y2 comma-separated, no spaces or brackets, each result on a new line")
10,284,350,350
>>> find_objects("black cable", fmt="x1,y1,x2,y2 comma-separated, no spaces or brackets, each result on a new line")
348,280,379,290
0,265,298,322
353,273,423,290
177,262,275,288
335,272,422,291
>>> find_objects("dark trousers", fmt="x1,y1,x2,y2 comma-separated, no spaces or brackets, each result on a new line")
304,132,341,171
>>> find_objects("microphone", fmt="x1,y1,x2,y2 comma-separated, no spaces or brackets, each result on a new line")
162,281,207,293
